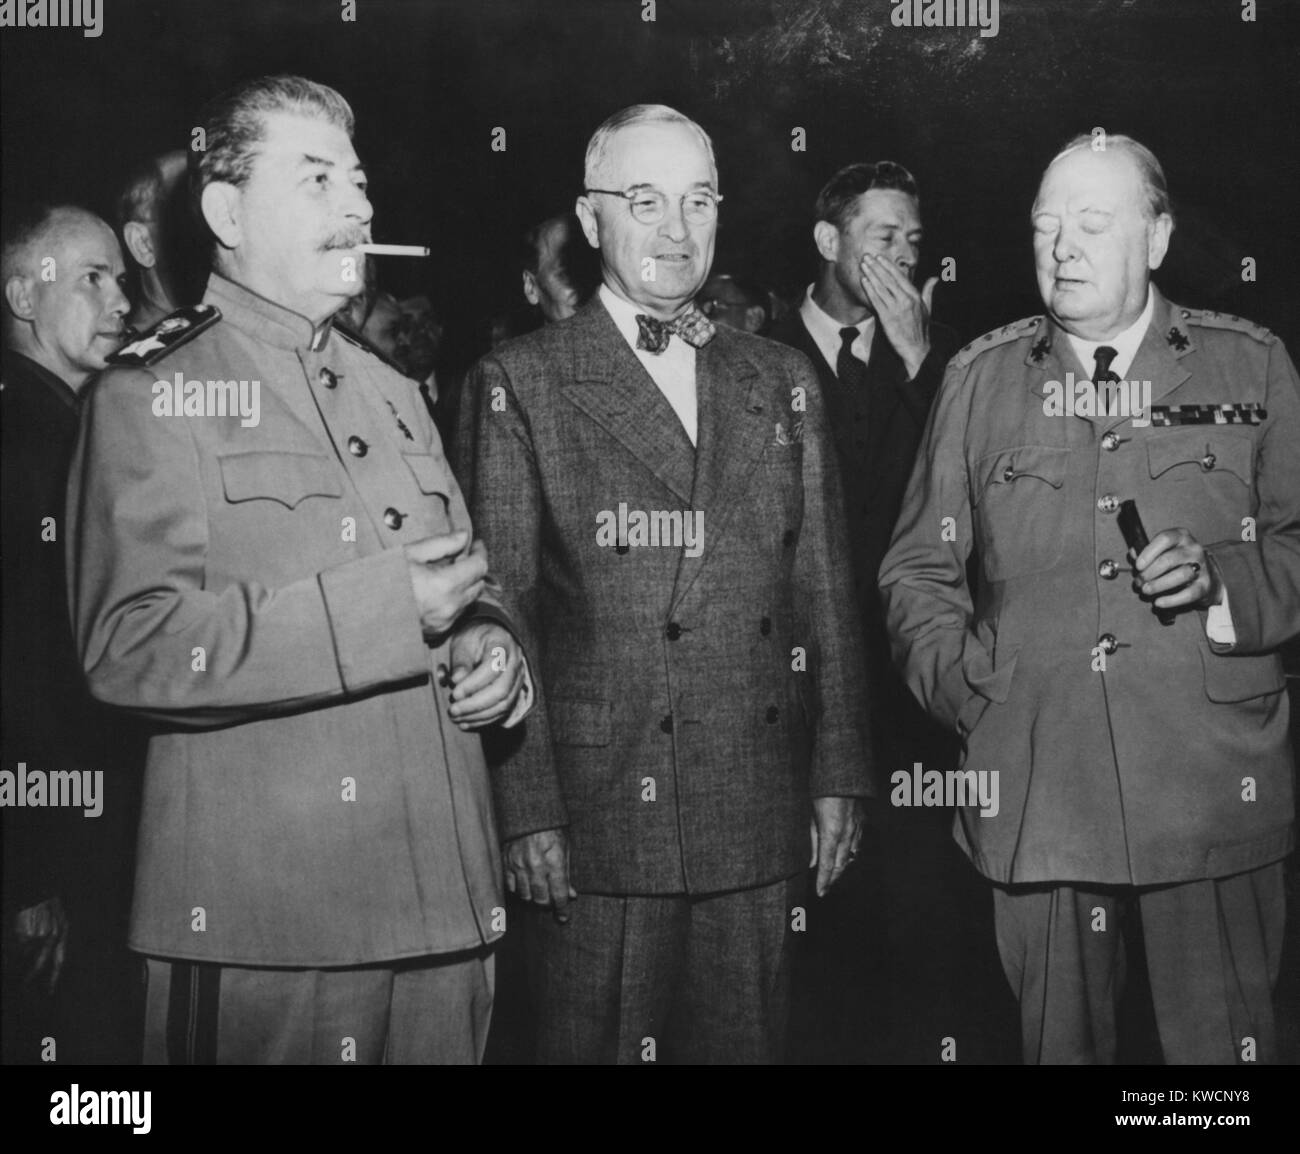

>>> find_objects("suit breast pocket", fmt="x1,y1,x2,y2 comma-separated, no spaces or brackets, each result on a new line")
972,445,1070,582
218,450,343,509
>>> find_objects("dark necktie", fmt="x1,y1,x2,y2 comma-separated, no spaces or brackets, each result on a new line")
837,325,869,391
1094,345,1120,416
634,303,716,354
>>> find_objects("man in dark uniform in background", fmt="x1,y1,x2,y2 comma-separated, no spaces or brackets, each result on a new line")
1,203,146,1063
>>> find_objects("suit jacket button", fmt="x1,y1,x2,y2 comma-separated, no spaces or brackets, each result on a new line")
659,714,673,734
1201,452,1216,470
1098,559,1119,580
665,622,682,641
383,507,405,530
1098,633,1119,655
765,705,779,724
348,436,368,458
760,616,772,635
1101,431,1121,451
1097,494,1119,514
319,367,338,389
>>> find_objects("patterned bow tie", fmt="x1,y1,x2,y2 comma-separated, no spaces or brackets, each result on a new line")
634,304,716,354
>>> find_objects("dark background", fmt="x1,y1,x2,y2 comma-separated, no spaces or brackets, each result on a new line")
2,0,1298,364
3,0,1298,1066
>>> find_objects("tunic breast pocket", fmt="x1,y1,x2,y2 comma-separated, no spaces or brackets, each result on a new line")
218,450,343,509
972,445,1070,582
1145,430,1254,541
401,450,456,530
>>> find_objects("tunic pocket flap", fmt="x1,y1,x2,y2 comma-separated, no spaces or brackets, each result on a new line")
548,697,612,747
401,451,451,496
973,445,1069,505
218,450,343,508
1147,430,1253,484
1198,647,1286,704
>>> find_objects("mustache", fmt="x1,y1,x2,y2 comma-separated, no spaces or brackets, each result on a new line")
321,230,372,251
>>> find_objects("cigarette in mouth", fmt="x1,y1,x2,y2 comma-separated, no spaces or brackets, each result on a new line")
358,243,430,257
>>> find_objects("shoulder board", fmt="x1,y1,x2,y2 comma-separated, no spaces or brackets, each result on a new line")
1177,307,1274,345
108,303,222,367
950,316,1043,368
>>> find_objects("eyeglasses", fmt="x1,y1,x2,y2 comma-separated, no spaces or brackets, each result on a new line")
585,187,723,225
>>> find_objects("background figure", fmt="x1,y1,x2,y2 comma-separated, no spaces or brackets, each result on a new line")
881,135,1298,1064
696,272,771,334
770,159,1007,1062
460,103,873,1064
1,204,146,1064
115,150,207,333
520,212,598,326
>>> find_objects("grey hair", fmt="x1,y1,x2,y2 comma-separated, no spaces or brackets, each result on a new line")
583,104,717,190
1048,133,1174,223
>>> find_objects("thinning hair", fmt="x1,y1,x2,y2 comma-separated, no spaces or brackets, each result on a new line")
1,203,99,284
814,161,920,233
1047,133,1174,223
190,75,355,230
583,104,717,191
116,151,185,229
520,213,577,274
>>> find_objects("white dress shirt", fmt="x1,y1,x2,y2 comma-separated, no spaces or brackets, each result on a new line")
1064,285,1154,382
599,283,698,445
799,284,876,378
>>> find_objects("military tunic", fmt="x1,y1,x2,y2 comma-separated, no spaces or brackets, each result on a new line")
68,274,514,967
880,288,1298,886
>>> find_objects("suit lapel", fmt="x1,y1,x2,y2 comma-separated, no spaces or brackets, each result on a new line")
670,331,768,610
558,301,696,504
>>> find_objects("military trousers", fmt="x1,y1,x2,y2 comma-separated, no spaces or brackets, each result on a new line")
142,947,494,1064
992,861,1286,1064
526,874,805,1064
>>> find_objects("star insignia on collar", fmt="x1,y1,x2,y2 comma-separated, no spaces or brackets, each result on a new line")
1166,327,1189,352
1030,336,1050,364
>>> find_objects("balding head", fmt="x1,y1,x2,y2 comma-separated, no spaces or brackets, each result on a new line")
2,205,129,391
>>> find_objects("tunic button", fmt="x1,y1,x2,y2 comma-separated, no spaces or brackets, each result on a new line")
319,367,338,389
1097,633,1119,655
1097,494,1119,513
1101,431,1121,451
760,616,772,636
1201,452,1216,471
659,714,673,734
1002,466,1016,482
347,436,368,458
765,705,779,724
1098,559,1119,580
383,507,405,530
665,622,682,641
